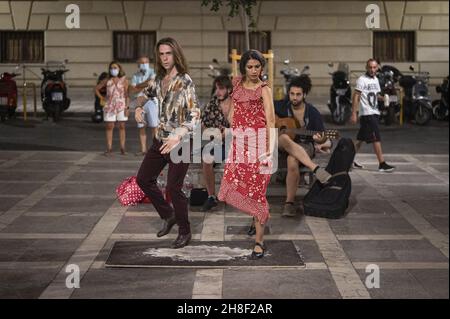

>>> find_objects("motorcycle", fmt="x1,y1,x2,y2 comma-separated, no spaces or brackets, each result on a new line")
92,72,108,123
207,58,232,97
399,66,433,126
280,59,310,96
327,62,352,125
40,61,71,122
432,75,448,121
377,65,402,126
0,70,20,122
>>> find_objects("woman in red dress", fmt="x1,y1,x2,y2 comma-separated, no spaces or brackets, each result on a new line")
218,50,276,259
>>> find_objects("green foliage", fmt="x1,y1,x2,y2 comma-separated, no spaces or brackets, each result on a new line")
201,0,257,28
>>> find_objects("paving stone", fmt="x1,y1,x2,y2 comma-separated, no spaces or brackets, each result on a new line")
222,269,341,299
0,171,61,182
28,197,115,213
413,156,449,164
7,162,74,171
71,268,196,299
266,217,312,235
429,164,449,173
340,240,448,263
351,185,381,199
403,199,449,234
0,269,62,299
386,185,448,199
356,269,432,299
17,239,84,262
67,171,133,183
0,182,45,196
28,152,87,161
329,217,420,235
373,173,443,184
292,240,325,263
409,269,449,299
0,197,24,211
0,239,35,262
0,151,23,161
50,183,117,196
83,161,141,170
113,216,204,235
2,215,101,234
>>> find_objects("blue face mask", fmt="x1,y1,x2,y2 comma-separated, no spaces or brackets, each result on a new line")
139,63,150,72
110,68,119,77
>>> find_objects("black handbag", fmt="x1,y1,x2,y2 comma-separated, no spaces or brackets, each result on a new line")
189,188,209,206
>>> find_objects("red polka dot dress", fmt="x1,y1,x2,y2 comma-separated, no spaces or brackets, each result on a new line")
218,77,272,225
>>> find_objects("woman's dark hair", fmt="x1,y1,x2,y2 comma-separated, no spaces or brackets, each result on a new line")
239,49,266,79
288,75,312,95
108,61,125,78
213,75,233,91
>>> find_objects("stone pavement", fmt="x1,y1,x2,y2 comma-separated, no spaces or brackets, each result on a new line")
0,147,448,299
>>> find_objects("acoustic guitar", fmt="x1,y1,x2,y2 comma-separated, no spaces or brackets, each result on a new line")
275,116,339,141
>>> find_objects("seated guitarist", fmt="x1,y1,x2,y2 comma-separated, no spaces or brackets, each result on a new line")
276,75,332,217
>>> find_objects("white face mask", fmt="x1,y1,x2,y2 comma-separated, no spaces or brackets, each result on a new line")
110,68,119,77
139,63,149,72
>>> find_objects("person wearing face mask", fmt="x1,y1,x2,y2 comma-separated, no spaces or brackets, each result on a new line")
95,61,129,156
129,56,157,155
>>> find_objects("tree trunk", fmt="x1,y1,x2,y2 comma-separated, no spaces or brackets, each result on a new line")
241,4,250,51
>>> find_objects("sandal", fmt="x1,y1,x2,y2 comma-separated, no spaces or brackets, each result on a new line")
251,242,265,259
247,217,256,236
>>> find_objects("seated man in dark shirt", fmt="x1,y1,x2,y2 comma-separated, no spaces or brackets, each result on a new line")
276,75,331,217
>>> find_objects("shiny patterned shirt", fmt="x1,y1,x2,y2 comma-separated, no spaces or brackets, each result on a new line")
145,73,200,140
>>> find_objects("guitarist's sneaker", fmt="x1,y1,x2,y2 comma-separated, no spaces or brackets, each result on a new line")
353,161,364,169
281,202,297,217
202,196,218,212
379,162,395,172
313,167,331,184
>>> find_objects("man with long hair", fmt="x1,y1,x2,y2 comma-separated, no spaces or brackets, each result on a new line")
135,38,201,249
201,75,232,211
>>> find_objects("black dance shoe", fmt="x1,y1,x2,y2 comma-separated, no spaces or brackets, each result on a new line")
157,216,177,238
250,242,265,259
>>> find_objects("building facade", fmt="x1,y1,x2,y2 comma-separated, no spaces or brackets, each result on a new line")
0,0,448,99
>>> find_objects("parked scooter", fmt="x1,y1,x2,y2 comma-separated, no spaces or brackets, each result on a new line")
40,61,70,122
327,62,352,125
399,66,433,125
432,75,448,121
0,69,20,122
377,65,402,125
280,59,310,96
92,72,108,123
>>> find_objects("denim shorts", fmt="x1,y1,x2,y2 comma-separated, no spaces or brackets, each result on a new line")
137,98,159,128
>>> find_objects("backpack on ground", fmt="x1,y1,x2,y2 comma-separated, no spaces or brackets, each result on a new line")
303,138,355,219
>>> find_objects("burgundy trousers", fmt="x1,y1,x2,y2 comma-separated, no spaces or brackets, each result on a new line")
136,138,191,235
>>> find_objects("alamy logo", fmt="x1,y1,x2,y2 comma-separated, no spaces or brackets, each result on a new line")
365,4,380,29
65,4,80,29
65,264,80,289
365,264,380,289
